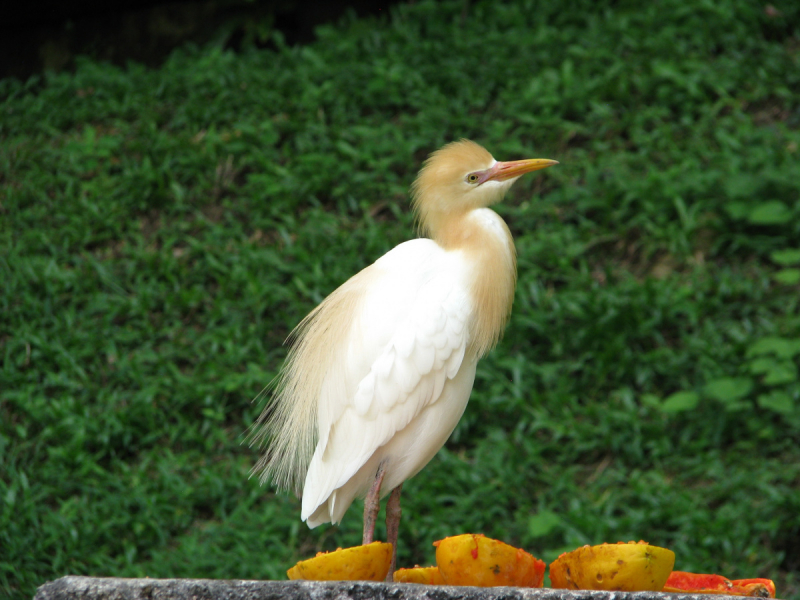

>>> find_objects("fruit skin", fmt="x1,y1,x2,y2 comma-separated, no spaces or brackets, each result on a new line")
286,542,392,581
549,541,675,592
434,533,546,587
663,571,776,598
393,566,444,584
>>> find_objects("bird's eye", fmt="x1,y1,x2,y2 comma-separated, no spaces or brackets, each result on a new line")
466,173,480,184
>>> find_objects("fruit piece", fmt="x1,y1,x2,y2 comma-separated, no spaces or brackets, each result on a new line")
286,542,392,581
434,533,546,587
549,541,675,591
663,571,776,598
731,579,777,598
393,566,444,584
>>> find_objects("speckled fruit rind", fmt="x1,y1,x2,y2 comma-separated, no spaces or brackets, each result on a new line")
286,542,393,581
549,541,675,591
393,566,444,584
663,572,775,598
434,533,546,587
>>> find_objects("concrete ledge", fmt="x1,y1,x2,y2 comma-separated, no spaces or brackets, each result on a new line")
34,577,766,600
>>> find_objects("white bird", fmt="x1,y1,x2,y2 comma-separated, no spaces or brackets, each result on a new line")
253,140,557,574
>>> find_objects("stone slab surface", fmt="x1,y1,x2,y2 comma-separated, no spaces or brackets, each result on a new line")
34,577,774,600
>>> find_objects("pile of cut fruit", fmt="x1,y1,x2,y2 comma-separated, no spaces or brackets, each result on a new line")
287,534,776,598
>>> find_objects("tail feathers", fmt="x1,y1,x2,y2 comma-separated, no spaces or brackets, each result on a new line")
304,482,361,528
302,447,368,527
305,495,332,528
248,367,315,495
250,265,370,494
300,456,335,522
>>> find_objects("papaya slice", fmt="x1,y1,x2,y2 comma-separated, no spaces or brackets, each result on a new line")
434,533,546,587
286,542,392,581
393,566,444,584
549,541,675,591
663,571,775,597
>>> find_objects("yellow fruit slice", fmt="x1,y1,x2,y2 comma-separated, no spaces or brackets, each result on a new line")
434,533,546,587
286,542,393,581
550,542,675,592
393,566,444,584
549,541,675,591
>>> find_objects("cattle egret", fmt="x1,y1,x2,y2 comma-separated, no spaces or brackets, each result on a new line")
253,140,557,574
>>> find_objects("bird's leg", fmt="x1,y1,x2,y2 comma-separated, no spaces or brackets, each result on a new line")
384,484,403,581
362,462,387,545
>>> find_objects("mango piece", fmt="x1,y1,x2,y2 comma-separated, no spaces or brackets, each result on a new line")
434,533,546,587
664,571,776,598
286,542,392,581
393,566,444,584
549,541,675,591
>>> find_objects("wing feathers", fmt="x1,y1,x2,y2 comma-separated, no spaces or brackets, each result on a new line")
261,239,475,525
353,373,375,416
302,281,471,522
446,341,467,379
395,327,416,358
412,341,436,374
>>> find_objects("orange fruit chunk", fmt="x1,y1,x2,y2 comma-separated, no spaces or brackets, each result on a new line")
663,571,775,597
434,533,545,587
286,542,392,581
393,566,444,584
549,541,675,591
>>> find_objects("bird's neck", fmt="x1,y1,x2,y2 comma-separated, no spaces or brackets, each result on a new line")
430,208,517,357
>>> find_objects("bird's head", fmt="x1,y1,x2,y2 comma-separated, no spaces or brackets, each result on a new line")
411,139,557,236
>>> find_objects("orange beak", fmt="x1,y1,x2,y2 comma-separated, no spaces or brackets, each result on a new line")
486,158,559,182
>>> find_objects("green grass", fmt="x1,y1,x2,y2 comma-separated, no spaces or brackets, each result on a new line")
2,0,800,598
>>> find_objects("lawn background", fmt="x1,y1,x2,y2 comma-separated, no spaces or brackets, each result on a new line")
2,1,800,599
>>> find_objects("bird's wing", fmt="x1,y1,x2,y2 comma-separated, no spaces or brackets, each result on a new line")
300,240,472,521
